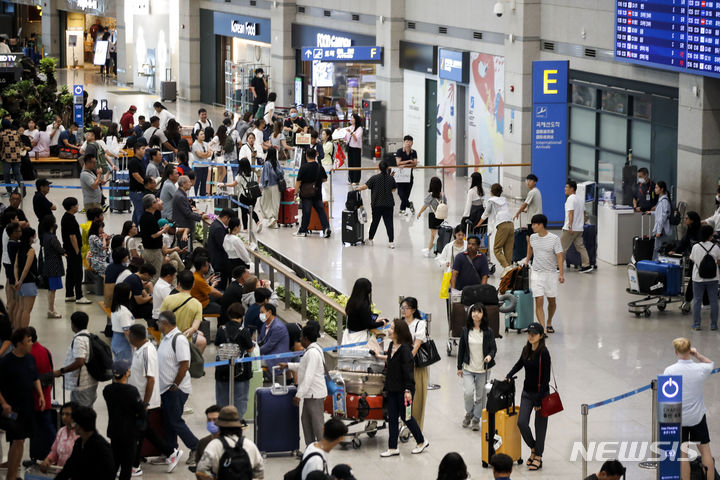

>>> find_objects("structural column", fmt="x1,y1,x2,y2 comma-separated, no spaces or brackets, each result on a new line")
178,0,201,101
375,0,405,148
114,0,130,85
502,0,540,198
270,0,296,108
677,74,720,214
41,0,61,60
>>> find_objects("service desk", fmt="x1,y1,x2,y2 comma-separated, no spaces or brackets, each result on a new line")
597,205,647,265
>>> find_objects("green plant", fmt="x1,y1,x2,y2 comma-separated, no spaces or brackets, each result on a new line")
39,57,56,78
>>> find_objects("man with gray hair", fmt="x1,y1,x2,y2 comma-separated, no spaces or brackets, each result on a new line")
140,193,168,281
172,175,209,251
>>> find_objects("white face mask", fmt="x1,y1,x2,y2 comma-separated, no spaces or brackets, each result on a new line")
637,176,646,184
259,313,267,322
122,261,130,267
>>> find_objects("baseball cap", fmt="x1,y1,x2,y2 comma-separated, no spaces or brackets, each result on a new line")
527,322,545,335
158,218,174,228
111,359,131,378
36,178,52,188
129,105,137,111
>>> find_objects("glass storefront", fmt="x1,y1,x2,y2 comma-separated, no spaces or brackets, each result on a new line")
298,61,376,110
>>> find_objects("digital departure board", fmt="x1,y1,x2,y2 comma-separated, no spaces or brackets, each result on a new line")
615,0,720,78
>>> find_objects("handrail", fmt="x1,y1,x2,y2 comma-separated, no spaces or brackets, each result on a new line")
245,245,348,344
333,162,531,172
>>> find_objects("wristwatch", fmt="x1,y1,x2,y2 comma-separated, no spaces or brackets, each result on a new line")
59,367,65,374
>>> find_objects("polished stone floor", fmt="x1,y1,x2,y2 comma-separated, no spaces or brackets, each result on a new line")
3,68,717,480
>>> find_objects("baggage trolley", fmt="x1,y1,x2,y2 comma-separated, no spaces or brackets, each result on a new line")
626,254,687,317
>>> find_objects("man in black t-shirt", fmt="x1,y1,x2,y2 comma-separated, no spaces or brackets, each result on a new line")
61,197,84,302
128,140,148,225
294,149,330,238
33,178,56,224
8,190,27,224
139,194,168,282
0,328,44,480
249,68,268,115
394,135,419,215
121,263,156,321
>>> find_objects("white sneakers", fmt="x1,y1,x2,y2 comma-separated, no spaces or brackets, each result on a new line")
389,242,395,249
75,297,92,305
166,448,183,473
380,440,430,458
380,449,400,457
256,222,263,233
411,441,430,454
366,239,374,246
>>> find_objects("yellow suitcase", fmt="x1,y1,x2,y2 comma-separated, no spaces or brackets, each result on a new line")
481,406,524,467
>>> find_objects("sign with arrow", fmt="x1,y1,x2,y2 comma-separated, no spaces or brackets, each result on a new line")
300,46,382,63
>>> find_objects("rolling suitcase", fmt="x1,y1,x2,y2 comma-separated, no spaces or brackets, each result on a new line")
632,215,654,263
485,304,501,336
161,81,177,102
333,371,384,395
278,187,298,226
447,301,467,356
254,366,299,456
341,210,364,245
323,393,384,421
110,154,131,213
435,224,454,254
307,201,329,232
566,224,597,268
512,227,528,262
139,408,166,457
505,289,534,333
636,260,683,296
481,406,523,467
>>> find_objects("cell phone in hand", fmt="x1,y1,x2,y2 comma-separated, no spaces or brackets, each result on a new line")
369,350,376,357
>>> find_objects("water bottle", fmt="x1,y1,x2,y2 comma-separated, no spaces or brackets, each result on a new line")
405,394,412,419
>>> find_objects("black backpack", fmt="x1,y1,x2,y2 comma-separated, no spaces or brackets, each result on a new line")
283,451,326,480
217,436,253,480
74,333,113,382
664,197,682,226
698,243,718,279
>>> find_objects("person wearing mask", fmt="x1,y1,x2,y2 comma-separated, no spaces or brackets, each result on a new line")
437,452,470,480
120,106,137,137
38,402,79,473
195,405,264,479
280,322,327,446
525,214,564,332
54,406,115,480
505,322,551,471
416,176,447,258
688,225,720,331
270,119,292,161
192,129,213,197
633,167,657,212
14,226,39,328
652,180,675,261
153,102,175,130
249,68,268,116
294,149,330,238
297,418,348,480
344,114,363,184
109,283,134,362
207,208,232,290
0,328,45,480
476,183,514,271
354,160,397,248
490,453,515,480
0,118,24,196
46,115,65,156
213,302,254,415
129,140,148,225
260,148,285,229
61,197,86,304
257,303,289,373
394,135,419,216
561,180,593,272
451,235,491,292
401,297,430,430
514,174,543,234
40,214,65,319
283,107,308,137
243,287,273,335
127,324,183,474
457,303,497,430
345,278,388,337
664,338,714,480
583,460,626,480
373,319,429,457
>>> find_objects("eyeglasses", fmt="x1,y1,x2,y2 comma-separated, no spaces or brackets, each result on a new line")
400,306,410,310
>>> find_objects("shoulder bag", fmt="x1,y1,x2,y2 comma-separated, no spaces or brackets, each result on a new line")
299,163,322,199
539,352,563,417
276,163,287,194
413,320,441,368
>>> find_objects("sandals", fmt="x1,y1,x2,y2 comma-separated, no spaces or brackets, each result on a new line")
528,457,543,471
546,326,555,334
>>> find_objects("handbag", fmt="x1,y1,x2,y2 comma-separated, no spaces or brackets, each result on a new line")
439,268,452,299
539,353,563,417
413,321,441,368
299,163,322,199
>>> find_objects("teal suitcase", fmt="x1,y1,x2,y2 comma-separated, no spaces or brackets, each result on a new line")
504,289,534,333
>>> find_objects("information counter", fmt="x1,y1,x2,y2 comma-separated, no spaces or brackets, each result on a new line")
597,204,647,265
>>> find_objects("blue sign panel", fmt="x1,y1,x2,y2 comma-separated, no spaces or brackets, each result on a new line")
657,375,682,480
438,48,469,83
73,84,83,127
531,61,569,226
300,46,382,63
213,12,271,44
615,0,720,80
291,24,375,49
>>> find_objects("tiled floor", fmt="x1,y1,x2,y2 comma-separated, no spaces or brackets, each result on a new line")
5,69,718,480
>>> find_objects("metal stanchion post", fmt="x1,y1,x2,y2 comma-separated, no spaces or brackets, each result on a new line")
640,380,659,471
581,403,589,480
328,169,334,219
229,356,236,403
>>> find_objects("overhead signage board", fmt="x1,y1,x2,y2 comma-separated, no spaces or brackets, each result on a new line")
438,48,469,83
300,46,383,63
213,12,271,44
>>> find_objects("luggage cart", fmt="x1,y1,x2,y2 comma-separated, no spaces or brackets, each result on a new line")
626,254,687,317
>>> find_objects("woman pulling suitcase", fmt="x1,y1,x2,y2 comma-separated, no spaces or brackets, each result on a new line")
505,322,551,471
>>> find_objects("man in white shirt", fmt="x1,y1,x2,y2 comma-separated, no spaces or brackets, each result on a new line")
46,115,65,156
281,324,327,446
298,418,348,480
52,312,99,407
514,174,543,234
195,406,264,480
193,108,213,137
128,324,183,473
560,180,593,273
663,338,715,480
143,116,168,145
525,214,564,332
153,264,177,323
156,310,199,459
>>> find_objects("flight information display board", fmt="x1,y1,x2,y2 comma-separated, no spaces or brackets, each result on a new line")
615,0,720,78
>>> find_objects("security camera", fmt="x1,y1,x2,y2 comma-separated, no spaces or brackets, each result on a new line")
494,1,504,17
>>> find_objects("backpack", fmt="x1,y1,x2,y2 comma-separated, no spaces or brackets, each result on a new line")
217,436,253,480
217,325,254,382
698,243,718,279
74,333,113,382
191,120,212,141
244,180,262,201
224,136,236,157
255,103,266,122
434,202,449,220
283,451,326,480
664,197,682,226
171,332,205,378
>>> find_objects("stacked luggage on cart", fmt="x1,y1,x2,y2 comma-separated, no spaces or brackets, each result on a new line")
448,284,509,356
627,257,685,317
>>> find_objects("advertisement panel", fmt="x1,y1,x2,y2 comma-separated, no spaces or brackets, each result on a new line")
403,70,426,164
437,79,457,172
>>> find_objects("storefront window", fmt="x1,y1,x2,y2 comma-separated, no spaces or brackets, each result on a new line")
301,61,376,111
572,84,596,108
601,91,628,114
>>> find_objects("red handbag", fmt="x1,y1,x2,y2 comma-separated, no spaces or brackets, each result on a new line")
539,354,563,417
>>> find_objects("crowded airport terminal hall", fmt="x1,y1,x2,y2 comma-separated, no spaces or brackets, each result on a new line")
0,0,717,479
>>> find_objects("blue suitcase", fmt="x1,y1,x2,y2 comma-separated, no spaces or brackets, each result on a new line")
254,366,300,456
565,224,597,268
504,289,534,333
512,228,528,262
636,261,683,296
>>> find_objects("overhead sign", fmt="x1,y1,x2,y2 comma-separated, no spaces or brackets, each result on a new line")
657,375,682,480
213,12,271,44
73,84,84,127
438,48,469,83
531,60,569,226
301,46,383,63
291,24,375,49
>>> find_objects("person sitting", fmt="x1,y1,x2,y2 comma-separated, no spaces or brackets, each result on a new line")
121,263,155,322
87,220,109,276
583,459,626,480
191,256,223,317
55,406,115,480
39,402,80,473
244,287,275,336
344,278,388,337
220,266,249,326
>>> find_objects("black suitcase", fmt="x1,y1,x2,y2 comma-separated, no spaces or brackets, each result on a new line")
565,224,597,268
632,215,654,263
435,224,453,254
461,284,499,306
512,227,528,262
345,191,363,211
98,99,113,121
342,210,364,245
110,155,131,213
161,81,177,102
